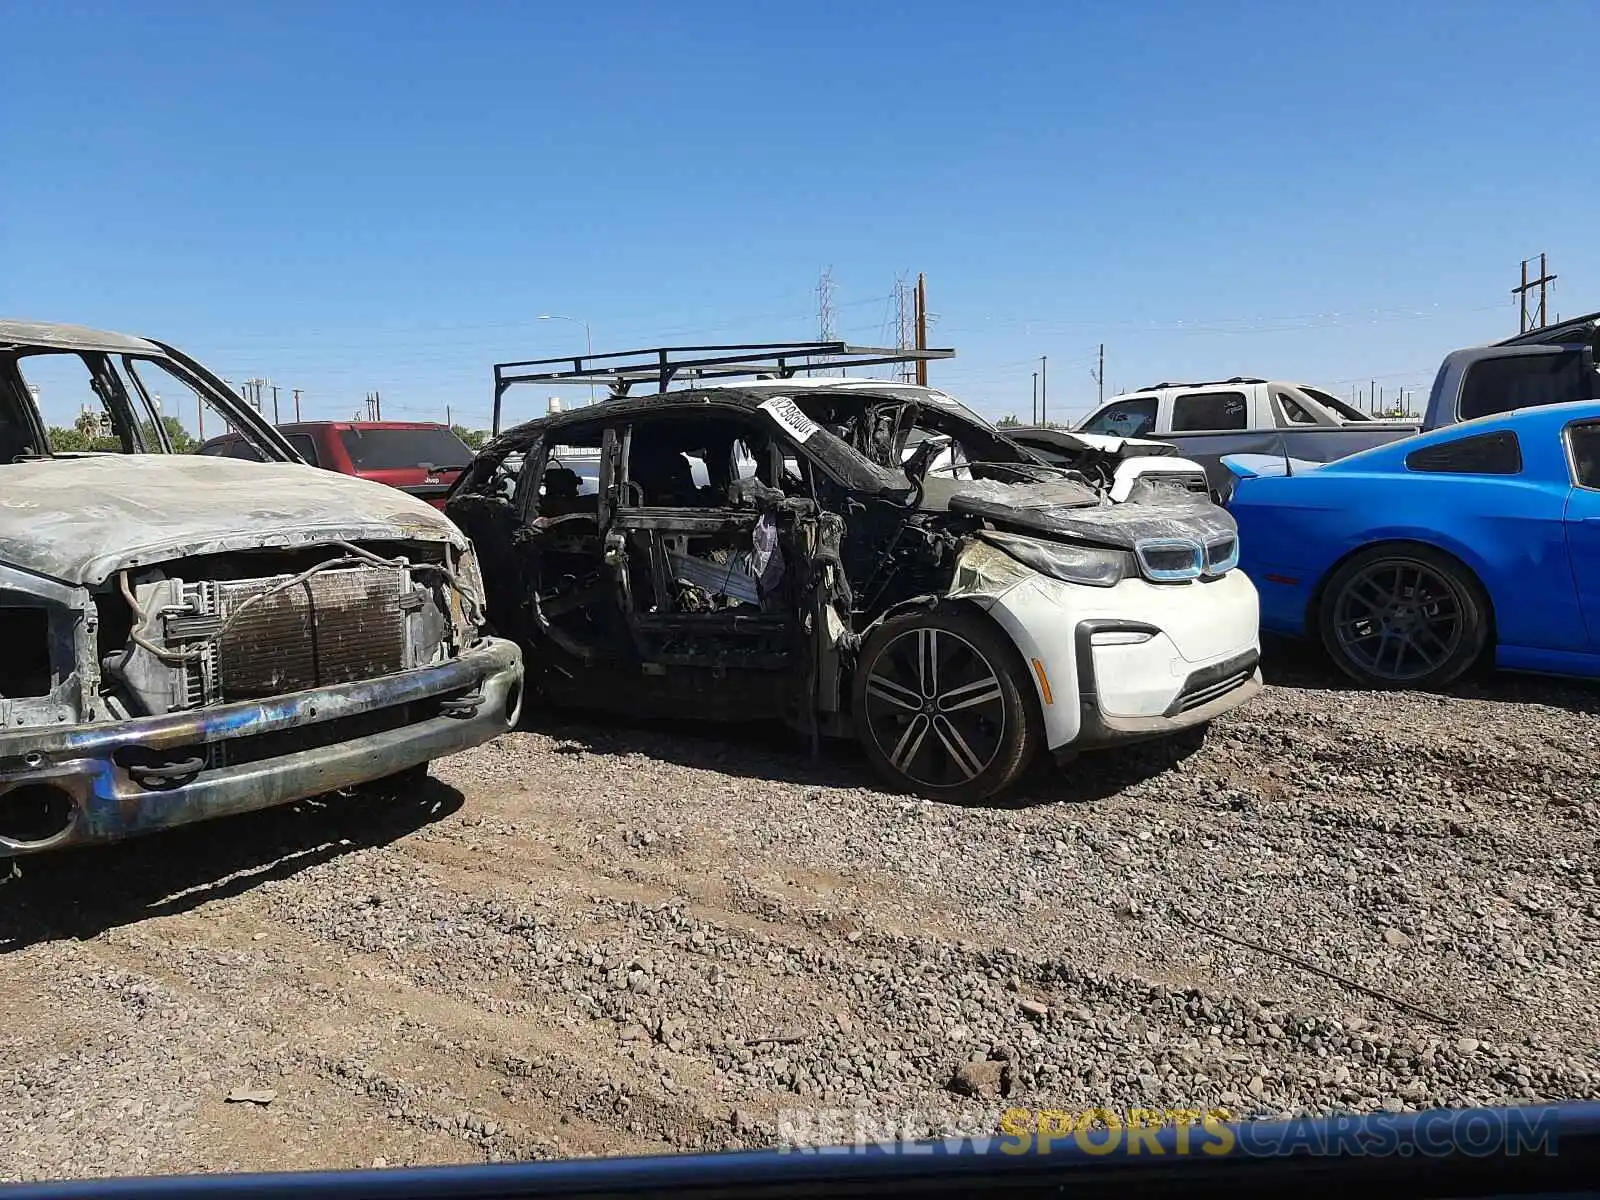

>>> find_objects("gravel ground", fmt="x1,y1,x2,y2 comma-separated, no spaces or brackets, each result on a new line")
0,648,1597,1180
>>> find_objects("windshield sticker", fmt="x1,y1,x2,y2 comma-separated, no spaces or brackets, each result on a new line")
758,396,820,443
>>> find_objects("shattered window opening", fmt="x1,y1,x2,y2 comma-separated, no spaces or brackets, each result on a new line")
15,351,134,455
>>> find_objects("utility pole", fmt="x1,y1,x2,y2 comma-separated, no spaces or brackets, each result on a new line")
446,404,452,427
270,384,280,424
1040,356,1048,425
1514,253,1557,332
375,390,382,420
292,389,302,421
197,394,205,441
1031,371,1039,424
1089,343,1105,405
914,273,929,387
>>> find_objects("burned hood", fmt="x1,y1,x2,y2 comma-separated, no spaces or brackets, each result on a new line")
941,476,1236,549
0,455,465,587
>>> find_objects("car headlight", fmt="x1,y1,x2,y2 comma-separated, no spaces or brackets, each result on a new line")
980,530,1127,587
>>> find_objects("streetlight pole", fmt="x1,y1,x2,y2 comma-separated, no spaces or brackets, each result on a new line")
538,314,594,405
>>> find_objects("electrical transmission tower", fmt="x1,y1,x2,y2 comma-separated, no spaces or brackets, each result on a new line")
892,274,917,382
817,267,837,341
816,267,838,375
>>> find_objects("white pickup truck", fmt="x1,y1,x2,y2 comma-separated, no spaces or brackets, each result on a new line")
1027,378,1419,498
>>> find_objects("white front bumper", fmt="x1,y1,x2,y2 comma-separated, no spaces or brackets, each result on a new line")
969,564,1261,752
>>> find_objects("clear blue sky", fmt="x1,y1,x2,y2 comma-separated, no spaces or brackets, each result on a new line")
3,0,1596,432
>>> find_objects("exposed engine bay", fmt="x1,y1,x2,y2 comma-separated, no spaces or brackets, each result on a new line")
102,540,483,720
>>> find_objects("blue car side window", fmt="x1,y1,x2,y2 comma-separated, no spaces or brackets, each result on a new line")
1405,430,1522,475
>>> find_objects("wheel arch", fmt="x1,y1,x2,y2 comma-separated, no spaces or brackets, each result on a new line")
940,596,1052,749
1305,537,1499,650
944,598,1049,744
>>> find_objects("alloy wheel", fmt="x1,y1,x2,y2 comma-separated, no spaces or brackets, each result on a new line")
1330,558,1465,683
862,627,1007,788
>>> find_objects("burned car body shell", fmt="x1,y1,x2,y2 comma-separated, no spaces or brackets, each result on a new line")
449,376,1259,801
0,321,524,857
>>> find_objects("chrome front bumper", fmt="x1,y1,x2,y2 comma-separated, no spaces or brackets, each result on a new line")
0,636,523,857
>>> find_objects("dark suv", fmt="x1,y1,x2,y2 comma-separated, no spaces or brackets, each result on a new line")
199,420,475,509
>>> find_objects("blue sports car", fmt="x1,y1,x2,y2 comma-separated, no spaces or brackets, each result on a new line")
1223,400,1600,688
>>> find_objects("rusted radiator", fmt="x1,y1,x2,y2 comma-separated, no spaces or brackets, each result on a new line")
183,566,408,702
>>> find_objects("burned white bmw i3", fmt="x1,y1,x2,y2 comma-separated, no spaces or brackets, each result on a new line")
451,342,1260,804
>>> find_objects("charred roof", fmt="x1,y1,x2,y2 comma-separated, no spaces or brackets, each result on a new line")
0,319,163,355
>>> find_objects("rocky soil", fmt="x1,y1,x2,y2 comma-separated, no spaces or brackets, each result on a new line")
1,650,1597,1181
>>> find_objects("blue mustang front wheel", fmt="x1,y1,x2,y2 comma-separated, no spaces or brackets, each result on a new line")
1317,545,1490,690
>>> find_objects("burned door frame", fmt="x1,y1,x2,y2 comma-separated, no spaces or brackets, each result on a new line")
509,425,630,670
0,344,301,462
597,405,808,721
6,349,157,454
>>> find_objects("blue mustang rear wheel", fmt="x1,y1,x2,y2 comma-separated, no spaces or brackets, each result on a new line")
1317,545,1490,690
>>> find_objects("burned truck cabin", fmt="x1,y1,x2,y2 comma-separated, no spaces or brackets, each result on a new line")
0,321,527,857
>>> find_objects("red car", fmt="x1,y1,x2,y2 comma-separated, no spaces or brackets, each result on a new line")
198,421,475,509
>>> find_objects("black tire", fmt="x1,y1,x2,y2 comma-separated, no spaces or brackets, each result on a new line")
851,606,1039,803
1316,544,1490,690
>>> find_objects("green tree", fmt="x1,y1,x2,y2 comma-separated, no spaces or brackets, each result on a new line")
48,412,197,454
49,416,119,452
453,425,488,451
995,414,1021,427
142,415,197,452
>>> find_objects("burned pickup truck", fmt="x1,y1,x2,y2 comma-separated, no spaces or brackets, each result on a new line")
448,343,1259,803
0,320,523,858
